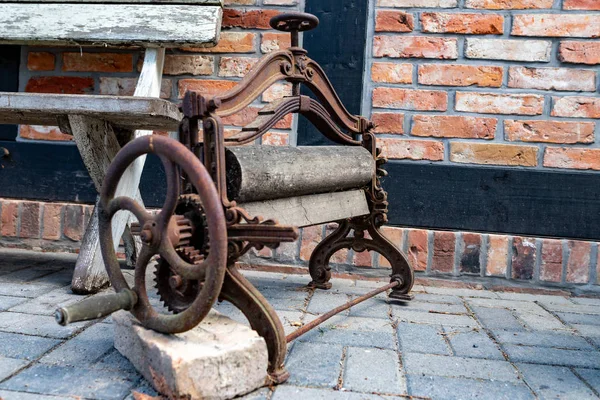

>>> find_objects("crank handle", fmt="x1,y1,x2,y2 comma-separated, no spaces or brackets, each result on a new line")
55,289,138,326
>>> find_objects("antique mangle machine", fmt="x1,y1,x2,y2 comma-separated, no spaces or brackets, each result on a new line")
56,12,415,383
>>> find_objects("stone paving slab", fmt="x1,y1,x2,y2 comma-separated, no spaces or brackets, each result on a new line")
0,249,599,400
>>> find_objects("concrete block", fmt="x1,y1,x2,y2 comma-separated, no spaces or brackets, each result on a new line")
113,310,268,400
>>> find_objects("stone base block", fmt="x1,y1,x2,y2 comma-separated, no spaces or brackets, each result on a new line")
113,310,268,400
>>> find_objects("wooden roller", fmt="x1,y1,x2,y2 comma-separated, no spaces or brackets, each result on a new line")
225,146,375,203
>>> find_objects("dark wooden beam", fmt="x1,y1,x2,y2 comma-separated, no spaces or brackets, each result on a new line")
0,45,19,140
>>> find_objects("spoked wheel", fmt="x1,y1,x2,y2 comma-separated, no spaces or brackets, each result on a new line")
98,135,228,334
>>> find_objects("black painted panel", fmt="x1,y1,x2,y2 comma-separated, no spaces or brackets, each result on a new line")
0,45,20,140
0,141,166,207
384,161,600,241
297,0,368,146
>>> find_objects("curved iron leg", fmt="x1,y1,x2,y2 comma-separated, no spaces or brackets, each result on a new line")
218,265,289,384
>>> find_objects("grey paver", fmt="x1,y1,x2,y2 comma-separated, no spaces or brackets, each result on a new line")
306,315,394,333
425,286,500,299
558,312,600,326
123,378,159,400
237,387,271,400
503,344,600,368
0,295,27,311
394,300,467,314
0,364,139,400
394,309,478,327
8,286,85,315
576,368,600,393
493,330,594,350
444,328,504,360
348,297,390,319
518,363,597,399
307,291,351,315
396,322,451,355
0,312,87,339
411,293,462,304
403,353,520,383
0,267,62,284
299,325,396,349
574,324,600,337
39,323,114,366
539,302,600,315
571,297,600,306
0,356,28,380
518,310,568,331
471,306,525,331
495,292,572,304
406,375,535,400
0,331,61,360
342,347,406,395
0,390,75,400
285,341,344,388
272,385,386,399
91,348,138,374
0,282,57,299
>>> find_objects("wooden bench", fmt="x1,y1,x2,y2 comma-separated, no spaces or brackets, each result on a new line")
0,0,222,293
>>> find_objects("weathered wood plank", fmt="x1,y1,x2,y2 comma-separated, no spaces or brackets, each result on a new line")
225,146,375,203
240,190,370,228
0,5,221,47
0,93,181,131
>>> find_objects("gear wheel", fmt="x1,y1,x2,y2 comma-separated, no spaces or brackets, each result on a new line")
154,194,210,313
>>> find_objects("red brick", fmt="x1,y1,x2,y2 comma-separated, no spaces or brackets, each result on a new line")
544,148,600,171
552,96,600,119
354,250,373,268
373,88,447,111
99,78,172,99
505,120,595,144
559,41,600,65
218,57,258,78
325,223,349,264
373,36,458,59
371,62,413,84
540,239,563,282
178,79,237,99
163,55,213,76
460,233,481,274
19,125,73,142
27,52,55,71
512,237,536,280
450,142,538,167
432,231,456,274
465,38,551,62
371,113,405,135
223,9,280,29
260,33,291,53
184,32,256,53
375,11,414,32
1,201,18,237
407,229,428,272
455,92,544,115
508,67,596,92
567,241,592,283
378,0,458,6
379,226,404,268
418,64,503,87
19,201,40,239
262,82,292,103
64,205,84,242
43,203,63,241
223,107,292,129
412,115,495,139
466,0,553,8
421,13,503,34
564,0,600,10
300,225,322,261
62,53,132,73
512,14,600,38
25,76,94,94
486,235,509,276
262,132,289,146
379,138,444,161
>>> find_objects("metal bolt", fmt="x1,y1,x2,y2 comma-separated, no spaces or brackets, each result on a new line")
169,275,183,290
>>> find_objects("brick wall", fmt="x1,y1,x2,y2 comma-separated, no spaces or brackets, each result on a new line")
2,0,599,289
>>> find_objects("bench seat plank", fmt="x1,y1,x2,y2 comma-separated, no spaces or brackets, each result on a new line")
240,190,370,228
0,93,181,131
0,4,221,47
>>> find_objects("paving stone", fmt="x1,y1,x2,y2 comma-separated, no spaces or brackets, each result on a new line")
0,295,27,311
403,353,520,383
576,368,600,393
307,291,351,315
285,341,344,388
518,363,597,399
394,309,478,327
467,298,532,309
306,315,394,333
0,390,75,400
123,379,159,400
0,282,58,298
298,325,396,349
0,267,62,284
91,348,138,375
343,347,406,395
0,364,138,400
426,287,500,299
444,328,504,360
558,312,600,326
348,297,391,319
539,302,600,315
31,269,73,287
493,331,594,350
574,324,600,337
212,301,250,325
396,322,451,355
40,323,114,366
9,286,84,315
518,311,568,331
407,375,535,400
571,297,600,306
495,293,572,304
0,312,87,339
394,300,467,314
277,310,306,336
503,344,600,368
0,331,61,360
272,385,385,400
471,306,525,331
411,293,463,304
0,356,28,380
